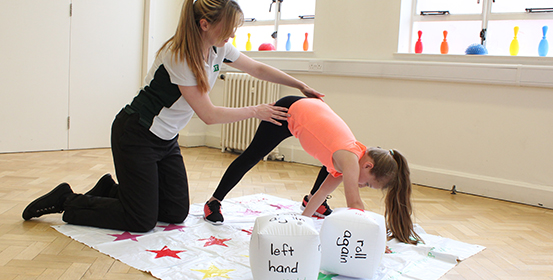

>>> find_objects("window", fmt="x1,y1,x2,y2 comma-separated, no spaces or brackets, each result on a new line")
233,0,316,52
401,0,553,56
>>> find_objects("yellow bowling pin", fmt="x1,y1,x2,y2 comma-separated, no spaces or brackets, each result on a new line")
510,26,519,56
246,33,252,51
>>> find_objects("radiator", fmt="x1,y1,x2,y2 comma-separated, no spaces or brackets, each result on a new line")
221,73,281,158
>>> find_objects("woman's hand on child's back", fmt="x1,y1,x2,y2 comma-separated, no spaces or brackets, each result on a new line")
252,103,290,126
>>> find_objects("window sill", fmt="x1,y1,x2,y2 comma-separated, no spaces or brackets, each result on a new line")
393,52,553,66
223,52,553,89
241,50,316,58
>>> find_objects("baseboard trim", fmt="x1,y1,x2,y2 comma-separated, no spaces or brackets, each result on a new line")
411,164,552,209
275,146,322,167
179,135,552,209
177,133,205,148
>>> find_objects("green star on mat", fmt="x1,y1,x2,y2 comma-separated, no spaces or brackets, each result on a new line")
318,272,339,279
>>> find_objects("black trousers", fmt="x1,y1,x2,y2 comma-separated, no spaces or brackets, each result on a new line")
213,96,329,201
62,110,189,232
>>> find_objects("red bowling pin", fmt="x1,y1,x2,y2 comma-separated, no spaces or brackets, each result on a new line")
415,30,423,53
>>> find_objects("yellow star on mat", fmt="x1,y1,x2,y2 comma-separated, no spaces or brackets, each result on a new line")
191,264,235,279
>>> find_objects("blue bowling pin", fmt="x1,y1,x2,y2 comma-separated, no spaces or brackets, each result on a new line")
538,26,548,57
286,33,291,51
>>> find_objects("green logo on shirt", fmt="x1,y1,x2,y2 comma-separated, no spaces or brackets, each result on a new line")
213,64,219,72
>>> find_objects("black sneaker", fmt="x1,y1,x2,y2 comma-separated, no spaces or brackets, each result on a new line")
85,174,116,197
204,200,224,225
22,183,73,220
300,195,333,217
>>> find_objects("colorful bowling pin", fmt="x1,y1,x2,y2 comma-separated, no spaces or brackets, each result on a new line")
303,33,309,51
232,36,237,48
509,26,519,56
246,33,252,51
538,26,549,57
415,30,423,53
286,33,291,51
440,30,449,54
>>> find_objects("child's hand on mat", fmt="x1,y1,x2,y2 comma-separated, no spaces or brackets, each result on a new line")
385,246,392,254
253,103,290,126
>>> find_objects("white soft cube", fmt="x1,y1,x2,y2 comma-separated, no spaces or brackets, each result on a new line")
320,208,386,279
249,213,321,280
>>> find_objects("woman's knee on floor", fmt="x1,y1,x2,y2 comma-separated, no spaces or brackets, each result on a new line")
158,208,189,224
158,201,189,224
127,214,159,232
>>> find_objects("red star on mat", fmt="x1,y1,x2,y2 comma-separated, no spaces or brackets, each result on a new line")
241,227,253,235
158,224,186,232
198,236,231,247
147,246,186,259
109,231,142,242
269,203,293,210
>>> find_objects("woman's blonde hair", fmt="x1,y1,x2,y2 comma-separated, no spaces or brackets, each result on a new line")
368,147,422,245
159,0,243,93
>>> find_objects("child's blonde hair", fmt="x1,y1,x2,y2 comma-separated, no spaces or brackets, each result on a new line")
368,147,422,245
159,0,243,93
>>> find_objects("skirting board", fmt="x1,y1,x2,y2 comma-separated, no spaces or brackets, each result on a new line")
410,164,552,209
182,135,552,210
178,133,205,148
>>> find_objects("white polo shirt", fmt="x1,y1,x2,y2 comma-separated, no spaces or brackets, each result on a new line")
126,42,241,140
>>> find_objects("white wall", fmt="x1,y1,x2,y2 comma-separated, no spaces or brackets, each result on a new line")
4,1,548,208
174,0,553,208
142,0,184,76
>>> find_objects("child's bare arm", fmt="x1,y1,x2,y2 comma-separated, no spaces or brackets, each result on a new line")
302,175,341,217
332,150,364,210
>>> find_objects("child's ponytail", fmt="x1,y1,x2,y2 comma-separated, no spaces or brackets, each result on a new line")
369,147,422,245
385,149,422,245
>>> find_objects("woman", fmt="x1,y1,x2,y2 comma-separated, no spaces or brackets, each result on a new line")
22,0,322,232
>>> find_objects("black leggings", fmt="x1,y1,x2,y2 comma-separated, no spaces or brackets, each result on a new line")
213,96,329,201
63,110,189,232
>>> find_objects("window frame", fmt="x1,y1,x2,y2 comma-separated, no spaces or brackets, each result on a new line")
237,0,315,51
404,0,553,55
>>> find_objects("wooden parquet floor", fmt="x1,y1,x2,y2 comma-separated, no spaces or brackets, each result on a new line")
1,147,552,279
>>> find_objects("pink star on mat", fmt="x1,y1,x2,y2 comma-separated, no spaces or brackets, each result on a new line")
238,197,267,204
242,209,261,215
109,231,142,242
147,245,186,259
158,224,186,232
198,236,231,247
269,203,293,210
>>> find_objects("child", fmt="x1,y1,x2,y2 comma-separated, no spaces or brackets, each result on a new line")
204,96,421,245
